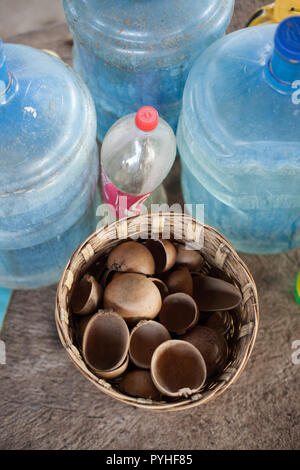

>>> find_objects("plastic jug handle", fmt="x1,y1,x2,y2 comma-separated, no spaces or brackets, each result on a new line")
246,3,275,27
247,0,300,27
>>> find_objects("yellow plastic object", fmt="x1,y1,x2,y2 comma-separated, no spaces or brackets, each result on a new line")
247,0,300,26
295,272,300,304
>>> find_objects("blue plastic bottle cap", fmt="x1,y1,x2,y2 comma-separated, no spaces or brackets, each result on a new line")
275,16,300,62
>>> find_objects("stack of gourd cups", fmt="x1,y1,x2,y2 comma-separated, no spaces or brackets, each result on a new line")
72,239,242,402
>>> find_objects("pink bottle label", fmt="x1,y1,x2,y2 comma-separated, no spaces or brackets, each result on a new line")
101,167,151,218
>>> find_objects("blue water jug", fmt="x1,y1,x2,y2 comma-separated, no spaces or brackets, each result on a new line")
177,17,300,254
0,40,99,289
63,0,234,141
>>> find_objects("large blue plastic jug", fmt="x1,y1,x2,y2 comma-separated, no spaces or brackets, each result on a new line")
0,40,99,289
177,17,300,254
63,0,234,141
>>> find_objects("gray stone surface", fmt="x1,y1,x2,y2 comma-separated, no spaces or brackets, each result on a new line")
1,0,300,450
0,0,65,38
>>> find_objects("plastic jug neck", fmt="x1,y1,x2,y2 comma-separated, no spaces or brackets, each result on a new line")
270,49,300,84
0,39,10,94
269,17,300,85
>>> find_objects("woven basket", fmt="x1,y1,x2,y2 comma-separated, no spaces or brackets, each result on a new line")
55,213,259,411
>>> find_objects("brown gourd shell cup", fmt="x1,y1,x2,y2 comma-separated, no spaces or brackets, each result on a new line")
145,238,177,273
71,274,103,316
175,244,204,271
103,272,162,324
55,213,259,411
90,355,130,380
107,240,156,275
166,267,193,296
159,293,199,335
129,320,171,369
182,326,229,378
151,340,207,397
120,370,161,401
82,310,130,375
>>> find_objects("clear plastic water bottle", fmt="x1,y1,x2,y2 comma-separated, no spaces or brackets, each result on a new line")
177,17,300,254
101,106,176,219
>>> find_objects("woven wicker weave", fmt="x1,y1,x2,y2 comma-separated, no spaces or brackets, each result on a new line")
55,213,259,411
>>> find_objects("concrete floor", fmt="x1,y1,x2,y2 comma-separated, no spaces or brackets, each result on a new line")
0,0,65,39
0,0,260,40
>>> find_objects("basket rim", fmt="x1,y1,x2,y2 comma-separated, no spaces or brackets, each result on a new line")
55,212,259,411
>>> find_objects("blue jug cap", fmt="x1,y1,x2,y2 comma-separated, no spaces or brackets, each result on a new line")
275,16,300,62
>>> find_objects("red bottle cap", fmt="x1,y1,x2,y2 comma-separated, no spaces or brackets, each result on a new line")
135,106,159,132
